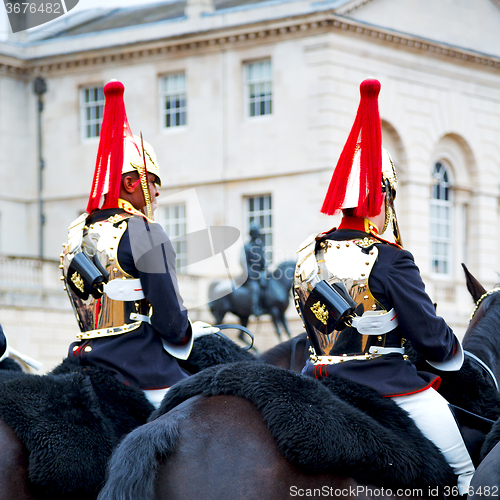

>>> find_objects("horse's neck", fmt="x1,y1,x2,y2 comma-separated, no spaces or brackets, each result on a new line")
260,334,308,370
463,321,500,382
465,339,498,368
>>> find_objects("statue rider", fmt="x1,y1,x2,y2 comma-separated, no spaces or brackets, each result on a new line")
243,222,267,317
294,79,474,493
60,80,218,409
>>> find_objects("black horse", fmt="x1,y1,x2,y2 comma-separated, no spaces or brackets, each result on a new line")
208,260,295,341
96,265,500,500
5,265,500,499
456,266,500,498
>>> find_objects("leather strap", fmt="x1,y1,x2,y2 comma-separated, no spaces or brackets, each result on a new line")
130,313,151,323
213,324,255,351
464,350,499,391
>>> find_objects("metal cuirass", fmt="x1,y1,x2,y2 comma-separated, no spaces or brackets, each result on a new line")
61,212,150,341
294,234,395,361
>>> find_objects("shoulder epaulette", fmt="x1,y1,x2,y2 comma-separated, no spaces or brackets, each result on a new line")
106,213,133,225
368,231,403,250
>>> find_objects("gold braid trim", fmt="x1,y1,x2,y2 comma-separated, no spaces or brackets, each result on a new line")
469,288,500,321
139,133,153,220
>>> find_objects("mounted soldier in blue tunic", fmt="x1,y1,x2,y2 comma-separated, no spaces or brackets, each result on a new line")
294,78,475,493
60,80,218,409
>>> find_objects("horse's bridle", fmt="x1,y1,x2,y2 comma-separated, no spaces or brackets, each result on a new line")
469,287,500,321
465,287,500,392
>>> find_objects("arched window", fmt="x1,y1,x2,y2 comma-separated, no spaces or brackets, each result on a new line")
430,162,452,275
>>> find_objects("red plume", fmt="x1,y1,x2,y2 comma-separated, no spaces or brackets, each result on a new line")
86,81,133,213
321,79,383,217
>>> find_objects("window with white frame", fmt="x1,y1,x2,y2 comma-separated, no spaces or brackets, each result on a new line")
246,194,272,264
245,59,272,118
163,203,187,272
81,85,104,139
160,73,187,129
430,162,452,275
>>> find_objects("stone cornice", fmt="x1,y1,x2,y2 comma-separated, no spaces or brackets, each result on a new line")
0,53,29,78
0,10,499,77
329,15,500,69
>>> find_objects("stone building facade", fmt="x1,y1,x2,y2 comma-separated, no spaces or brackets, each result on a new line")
0,0,499,369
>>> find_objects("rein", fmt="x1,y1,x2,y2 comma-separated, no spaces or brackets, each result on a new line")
465,287,500,392
289,335,302,372
213,324,255,350
463,350,499,392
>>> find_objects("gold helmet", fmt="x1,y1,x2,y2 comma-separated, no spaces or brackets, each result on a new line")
123,134,161,186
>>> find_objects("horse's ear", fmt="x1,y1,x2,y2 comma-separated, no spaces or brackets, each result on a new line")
462,263,487,303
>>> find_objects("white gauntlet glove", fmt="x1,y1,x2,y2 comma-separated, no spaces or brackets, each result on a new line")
192,321,220,339
162,321,220,360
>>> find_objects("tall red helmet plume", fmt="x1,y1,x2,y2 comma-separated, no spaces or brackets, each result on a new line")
86,80,133,213
320,78,383,217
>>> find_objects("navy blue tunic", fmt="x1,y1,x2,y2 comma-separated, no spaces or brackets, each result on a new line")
69,208,191,390
302,218,458,397
0,324,6,359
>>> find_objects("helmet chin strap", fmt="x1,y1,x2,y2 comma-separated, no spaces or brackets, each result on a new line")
382,178,403,247
129,175,153,220
391,203,403,248
139,133,154,220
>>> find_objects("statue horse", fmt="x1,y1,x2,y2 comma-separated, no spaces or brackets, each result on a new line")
96,265,500,500
208,260,295,342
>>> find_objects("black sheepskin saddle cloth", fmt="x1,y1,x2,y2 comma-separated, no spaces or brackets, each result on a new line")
178,332,257,373
0,335,254,500
0,357,154,500
153,361,456,491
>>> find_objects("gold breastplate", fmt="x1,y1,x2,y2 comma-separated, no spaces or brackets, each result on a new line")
61,213,149,340
294,235,388,358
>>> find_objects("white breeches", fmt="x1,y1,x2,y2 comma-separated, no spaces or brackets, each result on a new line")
392,388,475,494
143,388,170,409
